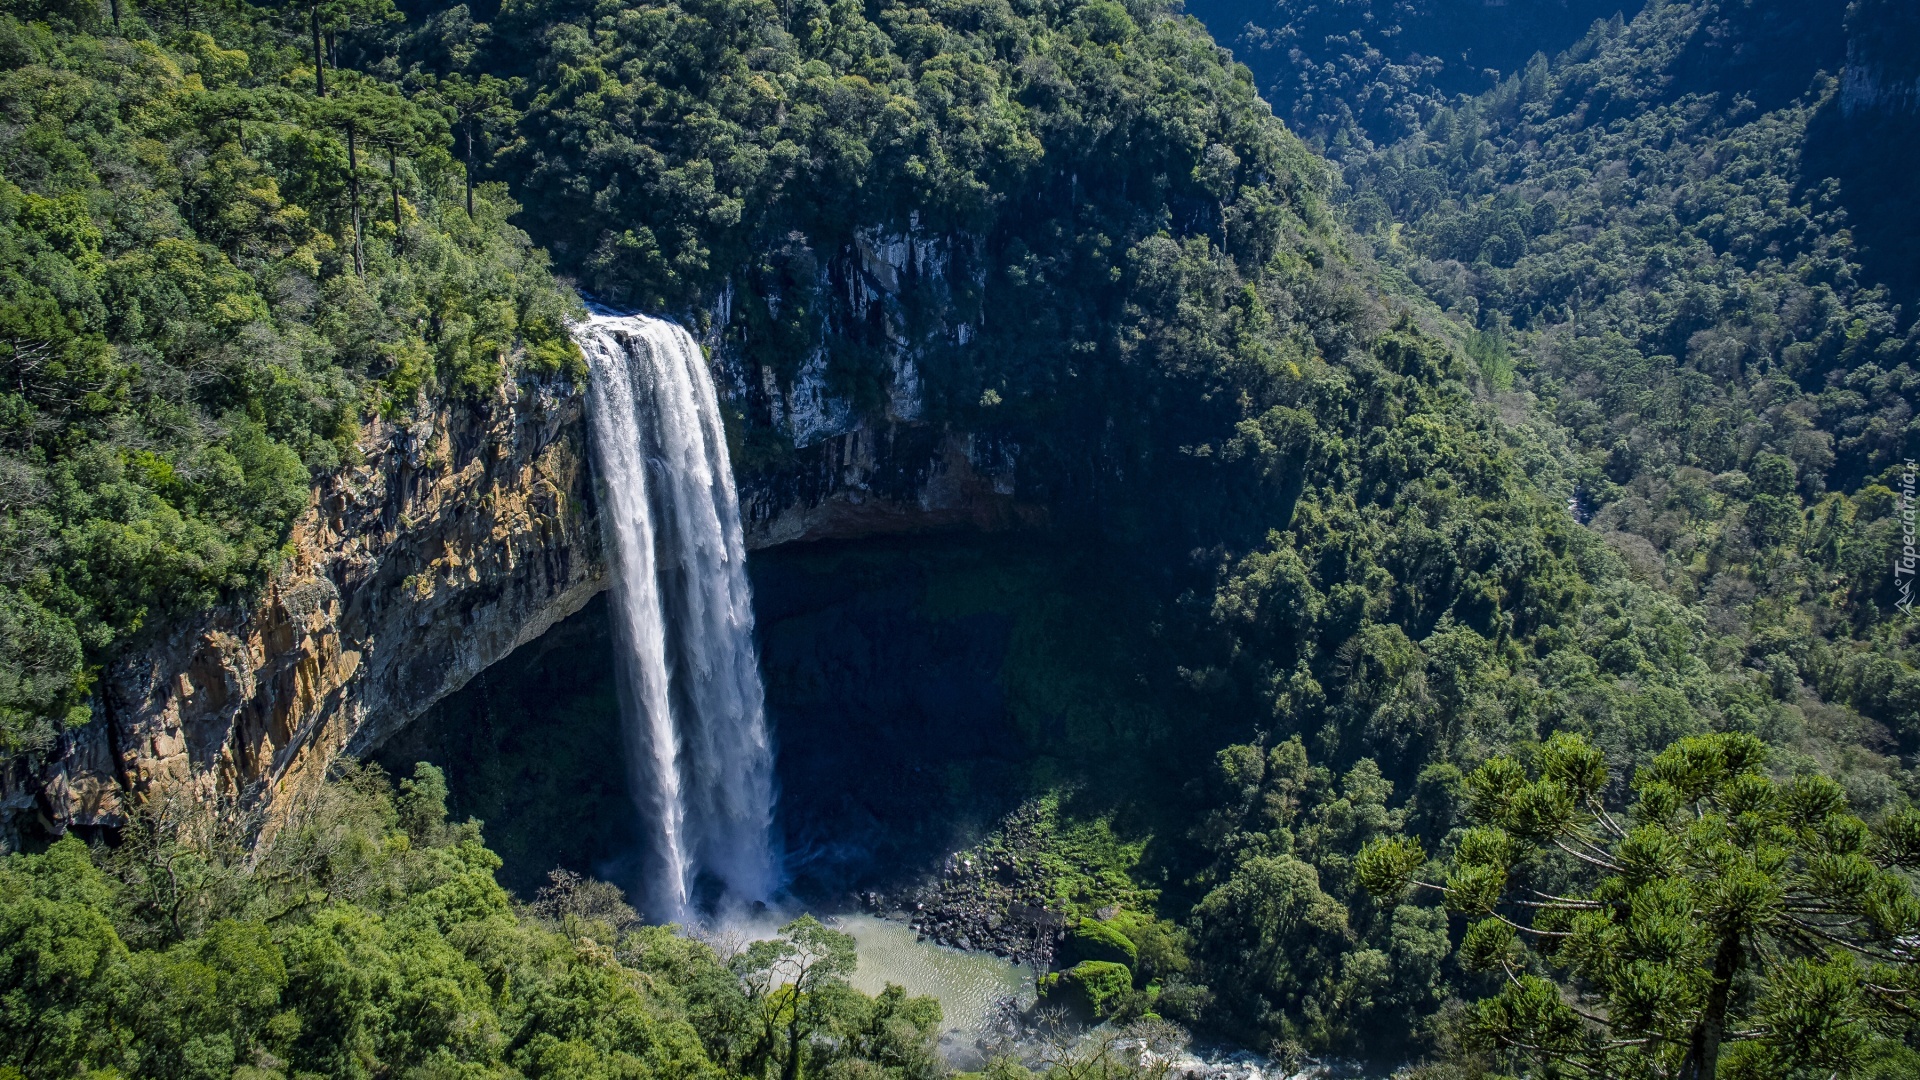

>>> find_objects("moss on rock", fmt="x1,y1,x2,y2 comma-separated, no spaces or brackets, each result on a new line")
1063,918,1138,968
1038,960,1135,1017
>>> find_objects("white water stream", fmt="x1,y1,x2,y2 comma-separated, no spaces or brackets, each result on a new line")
577,308,777,921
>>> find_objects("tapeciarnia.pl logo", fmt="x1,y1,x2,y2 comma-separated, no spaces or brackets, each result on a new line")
1898,459,1917,616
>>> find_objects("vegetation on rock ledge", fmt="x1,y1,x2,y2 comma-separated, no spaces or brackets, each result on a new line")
0,0,581,753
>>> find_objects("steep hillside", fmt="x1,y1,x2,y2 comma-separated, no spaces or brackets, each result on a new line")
0,0,582,762
1240,2,1920,1073
1180,0,1649,157
1339,0,1920,772
5,0,1920,1075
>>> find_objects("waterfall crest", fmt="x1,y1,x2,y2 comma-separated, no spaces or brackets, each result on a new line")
575,309,777,921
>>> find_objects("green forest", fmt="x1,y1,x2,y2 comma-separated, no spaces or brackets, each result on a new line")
0,0,583,753
5,761,953,1078
4,0,1920,1076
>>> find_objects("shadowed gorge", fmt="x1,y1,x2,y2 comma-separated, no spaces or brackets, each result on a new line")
751,539,1032,898
380,536,1155,904
373,593,636,897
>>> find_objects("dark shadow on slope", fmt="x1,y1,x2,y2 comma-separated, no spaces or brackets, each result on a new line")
1182,0,1649,148
374,538,1044,901
1668,0,1848,112
374,593,637,896
751,538,1033,902
1803,98,1920,308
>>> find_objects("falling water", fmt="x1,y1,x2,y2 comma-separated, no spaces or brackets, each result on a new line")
575,308,778,922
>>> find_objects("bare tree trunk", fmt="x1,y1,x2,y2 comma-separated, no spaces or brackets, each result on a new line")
783,1005,802,1080
346,125,365,275
310,6,326,96
464,123,475,219
1682,930,1743,1080
389,148,401,231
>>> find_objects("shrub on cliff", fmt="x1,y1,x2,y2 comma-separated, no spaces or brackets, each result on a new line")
1062,917,1138,969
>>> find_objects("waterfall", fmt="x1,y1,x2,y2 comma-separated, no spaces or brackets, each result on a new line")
575,308,777,922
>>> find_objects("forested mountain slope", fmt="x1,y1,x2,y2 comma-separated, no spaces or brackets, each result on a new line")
0,0,581,755
1339,0,1920,779
1236,1,1920,1073
2,0,1920,1076
1179,0,1650,157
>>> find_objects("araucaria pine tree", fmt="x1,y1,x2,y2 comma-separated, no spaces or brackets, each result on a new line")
1359,732,1920,1078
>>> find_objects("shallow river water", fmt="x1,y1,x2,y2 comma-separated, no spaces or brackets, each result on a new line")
705,912,1356,1077
836,914,1037,1066
700,910,1035,1066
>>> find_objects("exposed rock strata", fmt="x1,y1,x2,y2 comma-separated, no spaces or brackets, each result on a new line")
727,225,1042,547
1,377,605,849
740,427,1036,548
1844,36,1920,116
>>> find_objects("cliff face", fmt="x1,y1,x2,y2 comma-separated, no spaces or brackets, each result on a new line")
1,228,1043,848
1843,40,1920,116
739,425,1033,547
726,226,1040,548
1841,1,1920,115
1,377,605,849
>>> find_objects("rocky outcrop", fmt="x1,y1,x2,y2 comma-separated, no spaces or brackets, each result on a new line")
863,799,1078,968
1843,52,1920,116
740,426,1037,548
727,225,1043,548
1842,14,1920,116
0,375,605,849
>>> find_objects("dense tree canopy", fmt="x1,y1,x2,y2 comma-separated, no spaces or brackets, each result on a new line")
0,762,951,1079
3,0,1919,1075
0,0,582,752
1180,0,1646,159
1358,731,1920,1078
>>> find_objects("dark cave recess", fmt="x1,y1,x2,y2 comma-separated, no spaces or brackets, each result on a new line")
374,536,1039,901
